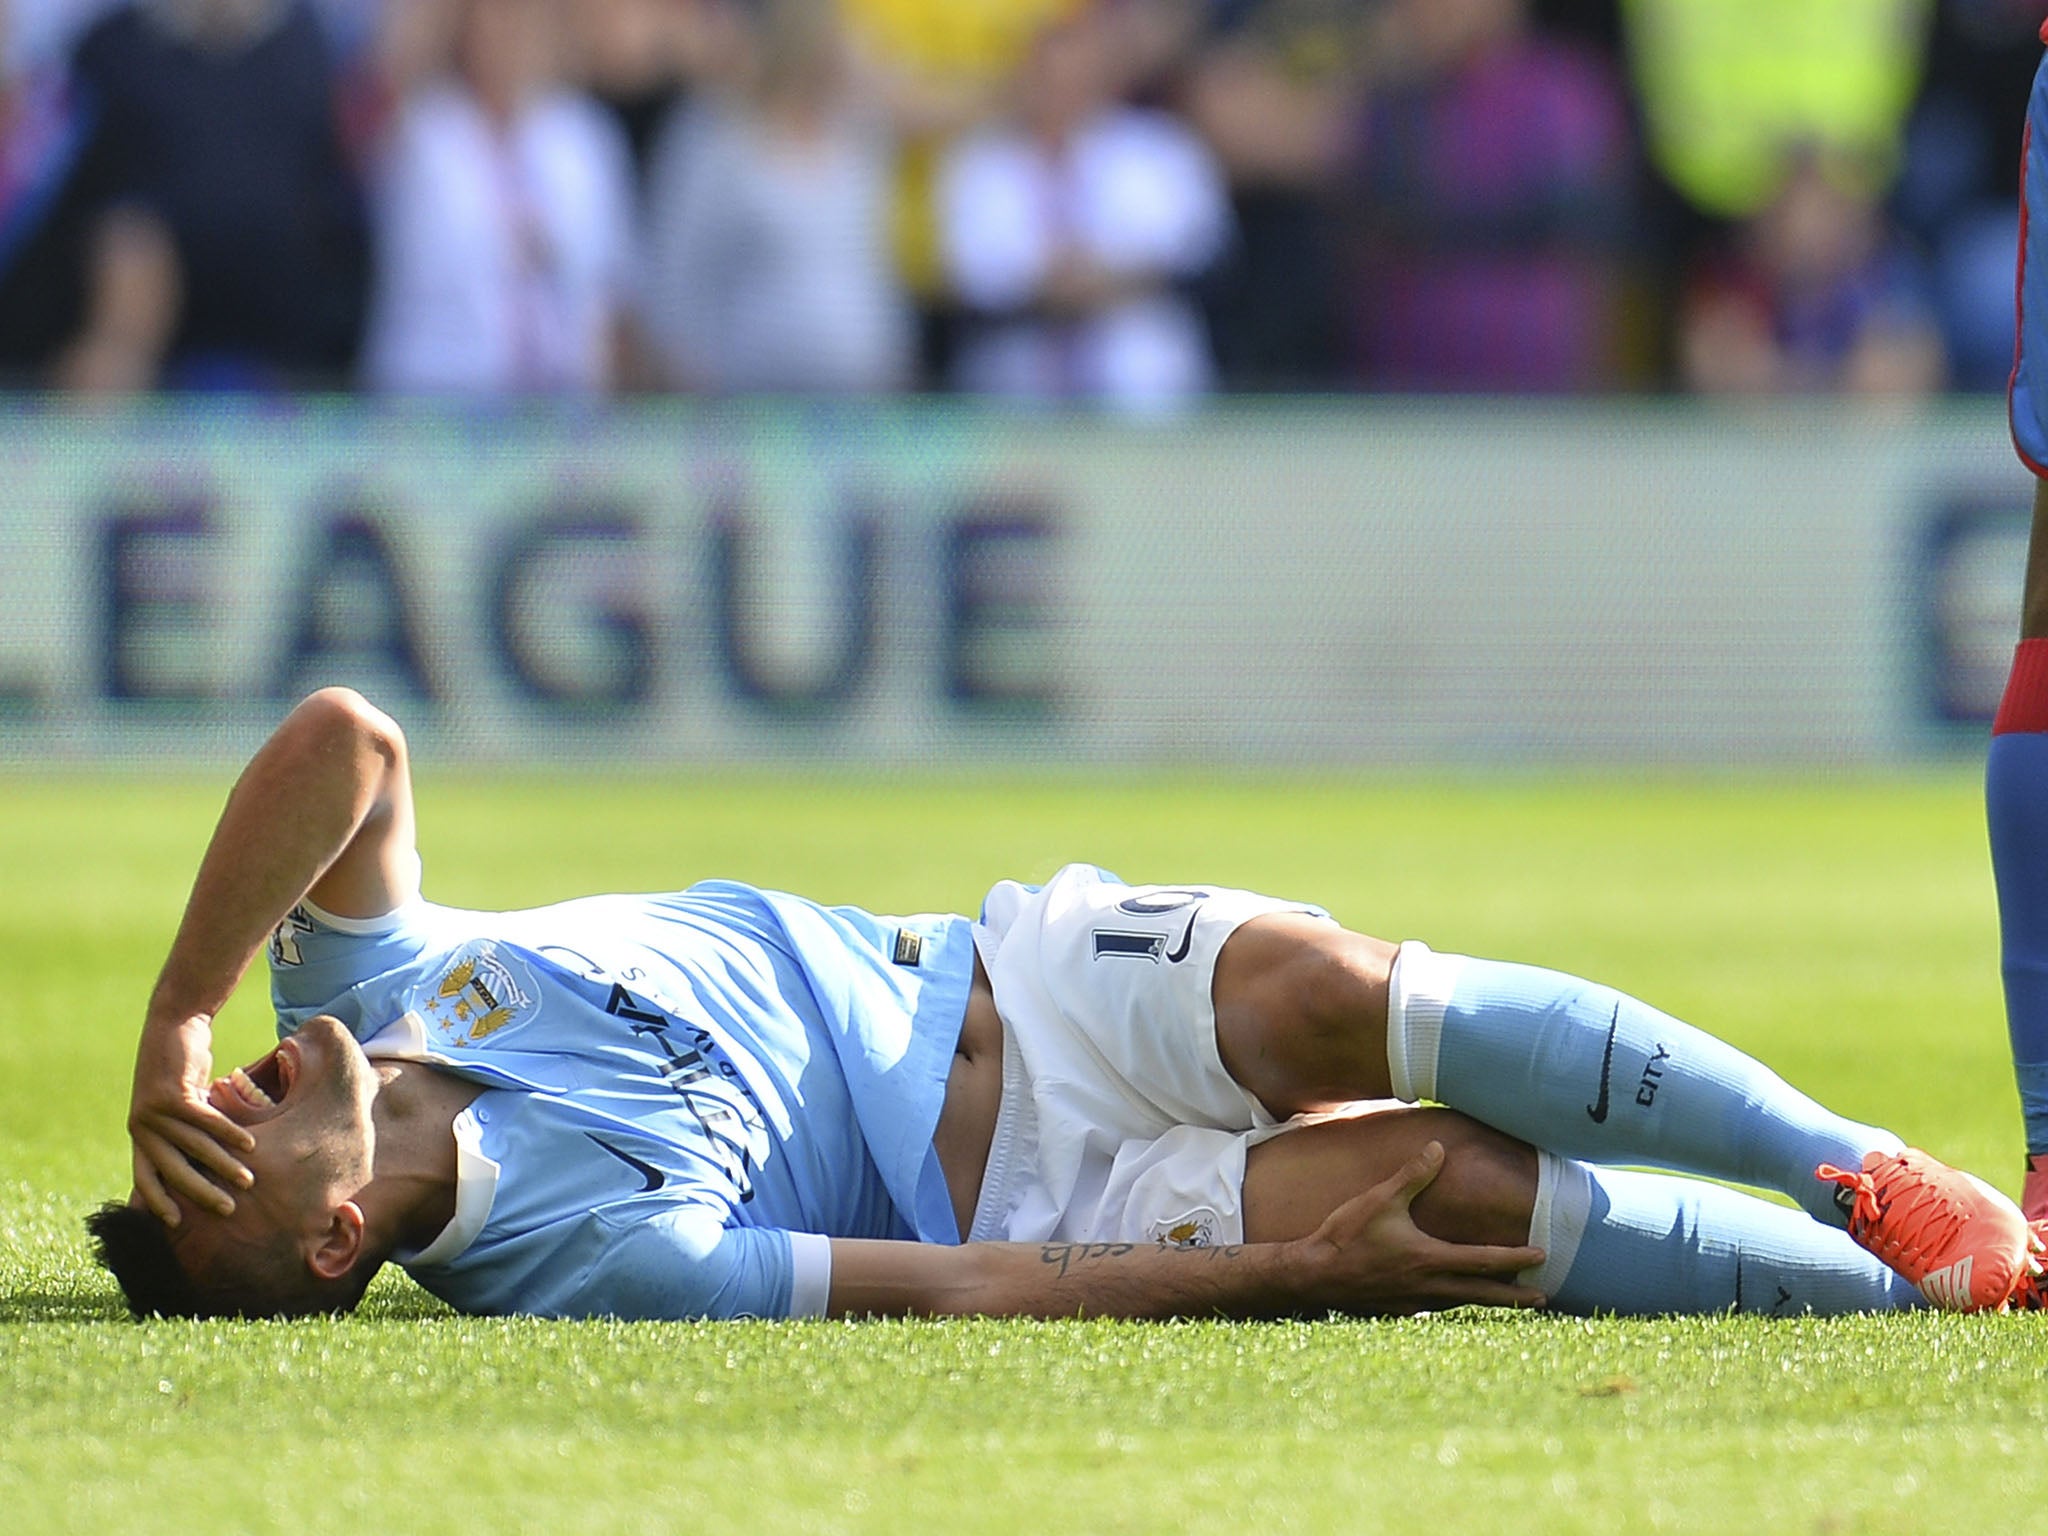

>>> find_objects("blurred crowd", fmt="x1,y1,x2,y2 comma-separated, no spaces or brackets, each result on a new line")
0,0,2039,409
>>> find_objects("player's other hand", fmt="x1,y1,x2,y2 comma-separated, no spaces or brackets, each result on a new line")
1296,1141,1548,1315
128,1014,256,1225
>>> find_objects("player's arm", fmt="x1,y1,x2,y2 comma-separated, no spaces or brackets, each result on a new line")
128,687,417,1224
825,1143,1546,1319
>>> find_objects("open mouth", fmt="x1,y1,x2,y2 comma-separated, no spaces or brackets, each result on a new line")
223,1038,298,1118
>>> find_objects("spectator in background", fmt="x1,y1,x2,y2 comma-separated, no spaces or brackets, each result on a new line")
638,0,912,394
571,0,744,188
1334,0,1636,392
842,0,1076,386
1180,0,1358,390
1617,0,1933,340
938,5,1231,413
1620,0,1932,229
0,0,129,385
1892,0,2041,392
1678,144,1945,397
57,0,368,390
361,0,635,396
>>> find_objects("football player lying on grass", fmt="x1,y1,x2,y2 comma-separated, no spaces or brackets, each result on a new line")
92,690,2044,1321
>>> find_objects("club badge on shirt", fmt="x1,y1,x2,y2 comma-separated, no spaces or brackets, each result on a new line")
419,942,536,1046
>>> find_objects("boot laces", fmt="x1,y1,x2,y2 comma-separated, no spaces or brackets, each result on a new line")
1817,1159,1966,1269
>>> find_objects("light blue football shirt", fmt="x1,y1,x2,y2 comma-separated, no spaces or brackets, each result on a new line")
267,880,977,1320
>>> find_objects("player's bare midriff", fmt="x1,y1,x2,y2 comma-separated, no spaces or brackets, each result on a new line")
931,954,1004,1241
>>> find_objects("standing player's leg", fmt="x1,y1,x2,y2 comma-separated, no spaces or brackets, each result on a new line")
1987,483,2048,1220
1234,1109,1920,1316
1994,30,2048,1223
1212,915,2036,1308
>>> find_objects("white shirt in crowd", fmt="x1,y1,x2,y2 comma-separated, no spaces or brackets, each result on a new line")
638,103,910,395
362,82,634,396
939,108,1231,414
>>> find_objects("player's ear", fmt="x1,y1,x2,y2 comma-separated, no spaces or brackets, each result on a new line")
306,1200,366,1282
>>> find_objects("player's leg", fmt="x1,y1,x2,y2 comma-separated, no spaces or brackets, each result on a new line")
1994,33,2048,1221
1001,868,1971,1235
1238,1107,1538,1251
1213,920,2038,1309
1987,482,2048,1219
980,867,2026,1307
1234,1110,1919,1316
1213,914,1892,1228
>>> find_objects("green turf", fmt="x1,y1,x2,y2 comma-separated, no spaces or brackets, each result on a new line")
3,770,2042,1533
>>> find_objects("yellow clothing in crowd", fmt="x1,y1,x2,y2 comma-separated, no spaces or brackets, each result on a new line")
1621,0,1935,217
843,0,1081,295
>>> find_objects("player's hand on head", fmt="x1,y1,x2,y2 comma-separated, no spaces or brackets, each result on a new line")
127,1014,256,1225
1298,1141,1549,1315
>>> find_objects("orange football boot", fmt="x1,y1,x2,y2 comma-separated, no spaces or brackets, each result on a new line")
1816,1149,2034,1312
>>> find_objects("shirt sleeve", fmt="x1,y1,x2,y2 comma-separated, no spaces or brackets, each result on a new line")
557,1207,832,1321
267,873,452,1041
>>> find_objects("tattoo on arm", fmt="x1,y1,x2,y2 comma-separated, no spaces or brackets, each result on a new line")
1036,1241,1247,1278
1039,1241,1135,1278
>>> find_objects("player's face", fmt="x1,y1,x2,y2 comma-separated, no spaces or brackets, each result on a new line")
156,1017,380,1279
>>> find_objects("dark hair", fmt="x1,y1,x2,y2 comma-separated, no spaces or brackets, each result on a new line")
85,1202,375,1320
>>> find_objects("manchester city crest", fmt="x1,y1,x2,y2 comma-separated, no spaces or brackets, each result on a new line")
419,942,536,1045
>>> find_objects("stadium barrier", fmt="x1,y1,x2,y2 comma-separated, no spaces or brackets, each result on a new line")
0,397,2027,766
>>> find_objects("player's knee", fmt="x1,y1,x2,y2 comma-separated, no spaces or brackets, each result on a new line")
1298,927,1399,1031
1213,917,1398,1110
1218,917,1392,1031
1406,1111,1538,1249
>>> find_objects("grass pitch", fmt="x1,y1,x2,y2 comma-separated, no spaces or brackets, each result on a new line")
3,770,2045,1533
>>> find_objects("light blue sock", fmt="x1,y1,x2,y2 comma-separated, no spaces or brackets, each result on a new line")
1388,946,1900,1227
1530,1156,1921,1315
